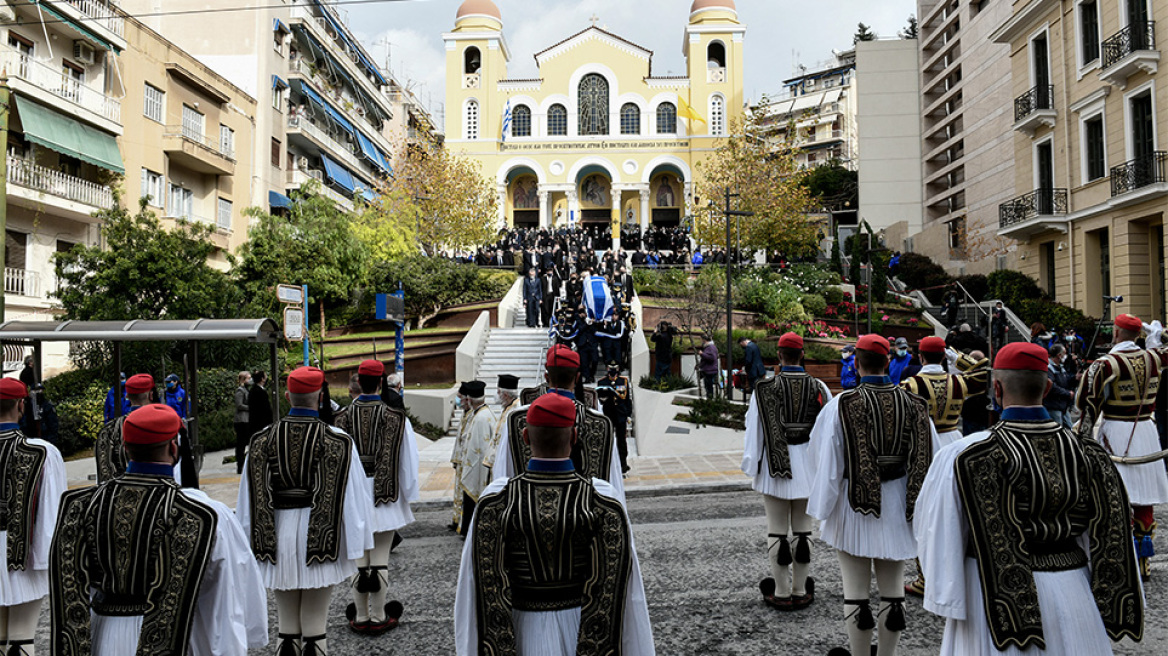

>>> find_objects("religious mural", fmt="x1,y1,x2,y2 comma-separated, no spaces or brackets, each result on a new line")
580,174,610,208
512,176,539,209
653,175,680,208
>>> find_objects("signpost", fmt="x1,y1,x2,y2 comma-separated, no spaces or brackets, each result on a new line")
283,307,304,342
376,287,407,376
278,284,309,366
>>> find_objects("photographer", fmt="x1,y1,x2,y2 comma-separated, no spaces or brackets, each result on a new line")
652,321,677,380
698,334,720,399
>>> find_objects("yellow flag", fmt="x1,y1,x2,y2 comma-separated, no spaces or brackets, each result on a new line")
677,96,706,125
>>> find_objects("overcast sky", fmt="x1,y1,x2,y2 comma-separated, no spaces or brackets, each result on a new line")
344,0,918,119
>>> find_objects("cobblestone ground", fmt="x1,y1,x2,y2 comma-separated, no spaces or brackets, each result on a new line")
31,490,1168,655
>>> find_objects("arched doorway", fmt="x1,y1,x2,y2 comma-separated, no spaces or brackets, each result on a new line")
577,166,613,249
507,167,540,228
649,167,684,228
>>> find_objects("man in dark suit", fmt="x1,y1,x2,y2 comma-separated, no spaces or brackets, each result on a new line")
739,336,767,393
523,268,543,328
247,370,273,436
540,268,559,327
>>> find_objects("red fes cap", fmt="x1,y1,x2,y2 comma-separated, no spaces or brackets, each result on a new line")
993,343,1050,372
919,336,947,354
546,344,580,369
526,393,576,428
1115,313,1143,333
856,334,890,356
122,404,182,445
357,359,385,377
287,366,325,393
778,332,804,349
125,374,154,395
0,378,28,400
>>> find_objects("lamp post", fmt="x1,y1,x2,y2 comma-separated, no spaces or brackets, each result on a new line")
722,187,753,401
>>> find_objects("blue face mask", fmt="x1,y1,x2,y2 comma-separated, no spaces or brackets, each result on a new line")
166,382,177,390
897,348,908,357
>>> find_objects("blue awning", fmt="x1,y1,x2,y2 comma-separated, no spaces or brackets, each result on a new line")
320,154,355,194
355,132,391,174
291,79,354,135
361,189,377,202
274,18,290,33
310,0,388,85
269,191,293,209
272,75,288,89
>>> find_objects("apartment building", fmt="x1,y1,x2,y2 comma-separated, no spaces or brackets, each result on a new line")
913,0,1015,275
0,0,125,370
120,18,257,270
993,0,1168,321
756,49,859,171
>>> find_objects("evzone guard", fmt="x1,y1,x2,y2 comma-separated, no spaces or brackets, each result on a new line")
808,334,939,656
917,343,1144,655
1075,313,1168,580
742,332,830,611
494,345,625,502
51,404,267,655
454,393,655,654
237,366,374,656
93,373,198,487
333,360,418,635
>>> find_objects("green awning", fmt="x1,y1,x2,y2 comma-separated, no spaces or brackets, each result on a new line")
32,0,121,53
16,97,124,174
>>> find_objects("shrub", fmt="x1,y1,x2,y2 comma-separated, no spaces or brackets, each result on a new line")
1015,299,1095,335
896,252,952,303
192,368,242,453
55,382,106,457
805,343,842,363
800,293,828,317
680,397,747,430
44,367,107,406
823,286,845,305
633,267,688,297
784,263,840,295
988,270,1045,308
953,274,989,303
406,410,446,442
638,374,696,392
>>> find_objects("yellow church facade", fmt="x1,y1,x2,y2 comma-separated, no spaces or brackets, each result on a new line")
443,0,746,234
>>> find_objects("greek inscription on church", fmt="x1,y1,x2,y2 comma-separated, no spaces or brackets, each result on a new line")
499,140,691,152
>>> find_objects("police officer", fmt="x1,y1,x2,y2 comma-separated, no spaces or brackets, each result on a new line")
597,362,633,474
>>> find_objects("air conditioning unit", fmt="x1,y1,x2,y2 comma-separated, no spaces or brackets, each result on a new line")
73,41,96,65
297,156,309,170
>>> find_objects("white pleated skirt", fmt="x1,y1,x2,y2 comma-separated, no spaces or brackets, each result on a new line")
1098,419,1168,505
257,508,358,590
939,558,1117,656
819,478,918,561
364,476,415,534
936,429,964,450
752,442,814,500
91,615,144,656
0,530,48,605
513,608,581,656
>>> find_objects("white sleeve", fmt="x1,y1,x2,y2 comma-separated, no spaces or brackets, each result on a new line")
916,434,987,621
606,436,626,504
29,441,66,570
741,393,762,477
592,479,655,655
453,478,509,656
402,420,421,503
806,396,843,521
819,380,834,402
235,457,251,527
343,444,375,559
493,407,525,481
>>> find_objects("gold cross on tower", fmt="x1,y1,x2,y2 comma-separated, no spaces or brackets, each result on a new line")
589,13,600,27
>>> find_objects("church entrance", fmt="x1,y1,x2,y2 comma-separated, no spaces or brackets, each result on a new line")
650,170,683,228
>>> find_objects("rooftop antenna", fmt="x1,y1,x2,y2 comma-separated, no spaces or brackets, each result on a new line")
375,37,393,76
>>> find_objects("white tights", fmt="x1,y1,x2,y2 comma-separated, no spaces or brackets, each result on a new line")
763,496,812,597
0,599,43,656
274,586,334,655
838,552,905,656
352,530,396,622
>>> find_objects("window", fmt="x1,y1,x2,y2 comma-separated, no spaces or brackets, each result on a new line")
219,125,235,158
947,217,966,258
578,73,609,136
217,198,233,230
464,46,481,75
656,102,677,134
1084,114,1106,181
143,84,164,123
272,84,286,111
1079,1,1100,65
140,169,164,207
7,33,32,77
274,26,287,54
1130,89,1155,160
1100,228,1111,298
710,95,725,137
465,100,479,140
61,62,83,101
168,184,193,220
271,138,281,167
707,41,726,68
548,104,567,136
181,105,204,142
620,103,640,135
512,104,531,137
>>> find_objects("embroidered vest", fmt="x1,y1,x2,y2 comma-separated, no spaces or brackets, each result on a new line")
754,372,826,479
94,417,128,483
0,428,47,570
334,400,407,505
903,372,968,433
507,402,615,482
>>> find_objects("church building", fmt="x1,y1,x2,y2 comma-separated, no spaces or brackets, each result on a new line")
443,0,745,232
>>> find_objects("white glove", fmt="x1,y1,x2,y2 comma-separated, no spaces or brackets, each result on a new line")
1144,321,1164,349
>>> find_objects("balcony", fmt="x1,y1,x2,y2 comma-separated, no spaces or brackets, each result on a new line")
6,155,114,221
286,115,372,180
1100,21,1159,88
0,46,121,131
998,188,1069,239
4,268,43,299
1013,85,1056,136
286,167,353,212
59,0,124,38
162,126,235,176
1110,151,1168,199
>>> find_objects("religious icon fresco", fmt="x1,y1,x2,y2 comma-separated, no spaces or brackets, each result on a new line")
654,175,678,208
512,176,539,209
581,174,610,207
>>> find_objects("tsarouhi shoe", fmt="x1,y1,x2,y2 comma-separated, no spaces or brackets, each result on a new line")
366,601,405,635
790,577,815,610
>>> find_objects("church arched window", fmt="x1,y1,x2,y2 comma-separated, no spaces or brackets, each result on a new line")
708,41,726,68
709,95,725,137
465,100,479,140
512,104,531,137
621,103,640,135
548,104,567,136
656,102,677,134
464,46,481,74
578,74,609,136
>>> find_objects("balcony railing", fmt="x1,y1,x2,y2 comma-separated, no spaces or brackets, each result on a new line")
998,188,1069,228
3,268,41,298
1110,151,1168,196
1102,21,1157,69
287,115,370,175
7,155,114,210
1014,85,1054,122
60,0,125,38
0,47,120,121
163,126,234,160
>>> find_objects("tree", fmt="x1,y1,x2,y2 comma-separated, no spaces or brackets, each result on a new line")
351,187,418,262
369,255,512,328
380,145,497,256
801,160,858,211
829,228,843,277
854,23,877,44
899,15,918,39
694,108,819,258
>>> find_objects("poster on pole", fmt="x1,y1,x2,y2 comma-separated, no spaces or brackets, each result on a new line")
284,306,305,341
277,284,305,304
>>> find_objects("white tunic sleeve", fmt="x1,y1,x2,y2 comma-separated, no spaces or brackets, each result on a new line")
741,393,763,478
453,478,510,656
234,456,251,526
343,443,376,558
592,479,655,655
806,396,844,521
401,420,421,503
491,404,528,481
604,437,627,503
29,439,65,570
916,433,989,621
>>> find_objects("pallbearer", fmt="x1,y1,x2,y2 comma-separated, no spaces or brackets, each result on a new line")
917,343,1143,654
334,360,418,635
742,332,830,611
0,379,65,656
52,404,267,655
453,393,654,655
237,367,372,656
808,335,938,656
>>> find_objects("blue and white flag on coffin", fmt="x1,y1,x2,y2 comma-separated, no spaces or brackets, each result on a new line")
584,275,614,322
501,99,512,142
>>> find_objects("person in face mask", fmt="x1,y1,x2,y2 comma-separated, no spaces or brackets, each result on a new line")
164,374,188,420
888,337,919,385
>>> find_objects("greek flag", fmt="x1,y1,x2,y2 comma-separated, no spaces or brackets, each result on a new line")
583,275,614,322
501,99,512,142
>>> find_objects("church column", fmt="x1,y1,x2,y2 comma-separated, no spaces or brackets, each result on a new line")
611,195,621,252
639,188,651,231
683,181,694,220
497,183,508,228
538,189,550,228
566,189,579,228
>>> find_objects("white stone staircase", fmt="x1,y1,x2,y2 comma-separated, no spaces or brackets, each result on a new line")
447,323,550,436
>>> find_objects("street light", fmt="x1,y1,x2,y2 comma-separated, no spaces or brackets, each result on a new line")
721,187,753,401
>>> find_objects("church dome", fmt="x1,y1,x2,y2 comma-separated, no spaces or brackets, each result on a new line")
691,0,737,14
457,0,501,20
